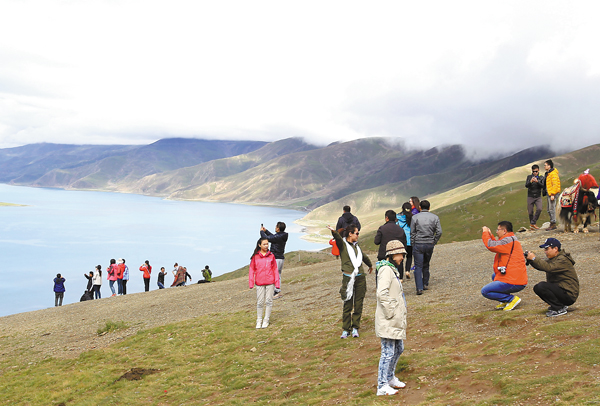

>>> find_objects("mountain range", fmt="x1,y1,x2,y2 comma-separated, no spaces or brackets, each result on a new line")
0,137,555,213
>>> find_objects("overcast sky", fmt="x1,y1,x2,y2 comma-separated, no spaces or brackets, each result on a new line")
1,1,600,155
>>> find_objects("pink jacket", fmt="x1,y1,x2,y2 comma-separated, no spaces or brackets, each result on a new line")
249,251,280,289
107,264,119,281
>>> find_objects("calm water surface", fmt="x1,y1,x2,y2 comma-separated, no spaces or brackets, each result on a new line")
0,184,326,317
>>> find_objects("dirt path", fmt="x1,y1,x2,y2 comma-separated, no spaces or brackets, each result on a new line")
1,228,598,370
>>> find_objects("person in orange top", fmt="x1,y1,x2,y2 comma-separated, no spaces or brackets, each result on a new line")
481,221,528,311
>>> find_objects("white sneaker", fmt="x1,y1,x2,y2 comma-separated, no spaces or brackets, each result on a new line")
261,319,270,328
377,384,398,396
256,319,262,329
388,376,406,389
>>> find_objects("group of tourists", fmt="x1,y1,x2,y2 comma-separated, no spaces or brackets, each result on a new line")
54,259,213,303
481,220,579,317
525,159,561,230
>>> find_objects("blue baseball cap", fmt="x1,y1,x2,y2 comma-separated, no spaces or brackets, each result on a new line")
539,238,561,250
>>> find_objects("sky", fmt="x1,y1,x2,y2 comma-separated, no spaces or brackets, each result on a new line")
2,0,600,156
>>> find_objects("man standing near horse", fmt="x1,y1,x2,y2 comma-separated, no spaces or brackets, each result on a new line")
543,159,561,231
525,164,544,230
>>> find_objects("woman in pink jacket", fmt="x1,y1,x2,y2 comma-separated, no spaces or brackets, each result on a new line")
249,237,280,329
107,259,119,297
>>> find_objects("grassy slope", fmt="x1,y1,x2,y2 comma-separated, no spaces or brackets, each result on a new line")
3,289,600,405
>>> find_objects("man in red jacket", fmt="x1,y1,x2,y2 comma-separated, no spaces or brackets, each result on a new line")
481,221,528,311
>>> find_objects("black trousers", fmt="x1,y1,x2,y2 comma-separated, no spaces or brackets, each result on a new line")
122,279,128,295
533,282,575,311
144,278,150,292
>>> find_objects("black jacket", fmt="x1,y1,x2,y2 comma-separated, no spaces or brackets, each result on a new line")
525,174,545,198
335,212,361,232
260,229,288,259
374,220,407,261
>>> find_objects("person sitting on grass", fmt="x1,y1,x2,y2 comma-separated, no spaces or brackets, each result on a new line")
481,221,528,311
525,238,579,317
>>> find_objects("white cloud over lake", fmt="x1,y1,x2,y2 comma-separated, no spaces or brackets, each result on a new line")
1,0,600,154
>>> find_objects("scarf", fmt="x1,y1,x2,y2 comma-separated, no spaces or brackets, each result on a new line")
344,238,363,302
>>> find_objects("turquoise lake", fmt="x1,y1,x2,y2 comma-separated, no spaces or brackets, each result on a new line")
0,184,326,317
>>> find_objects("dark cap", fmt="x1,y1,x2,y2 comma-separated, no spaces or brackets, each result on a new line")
539,238,561,250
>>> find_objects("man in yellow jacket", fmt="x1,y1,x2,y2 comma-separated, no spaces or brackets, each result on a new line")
543,159,561,230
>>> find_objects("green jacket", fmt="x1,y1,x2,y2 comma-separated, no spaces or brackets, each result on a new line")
530,250,579,300
331,230,372,274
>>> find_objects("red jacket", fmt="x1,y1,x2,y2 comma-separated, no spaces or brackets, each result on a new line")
249,251,280,289
116,263,125,279
329,238,340,256
482,231,528,286
140,264,152,279
107,264,119,281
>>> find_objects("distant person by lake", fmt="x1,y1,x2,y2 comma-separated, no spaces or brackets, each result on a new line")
53,273,66,306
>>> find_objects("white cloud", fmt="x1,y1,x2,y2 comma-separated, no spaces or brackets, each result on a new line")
1,0,600,153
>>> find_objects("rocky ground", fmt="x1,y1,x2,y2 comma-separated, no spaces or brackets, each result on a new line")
1,226,598,369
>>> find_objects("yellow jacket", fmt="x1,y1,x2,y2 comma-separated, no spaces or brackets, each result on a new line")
545,168,561,196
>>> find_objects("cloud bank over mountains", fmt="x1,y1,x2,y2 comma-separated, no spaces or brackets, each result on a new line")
1,1,600,155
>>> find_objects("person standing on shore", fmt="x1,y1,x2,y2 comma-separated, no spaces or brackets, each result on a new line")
249,237,280,329
410,200,442,295
116,258,125,295
53,273,66,306
409,197,421,215
374,210,407,278
260,222,288,298
158,267,167,289
107,259,118,297
375,240,408,396
526,238,579,317
396,202,413,279
327,224,373,339
92,265,102,299
525,164,544,230
121,259,129,295
543,159,561,231
84,271,94,297
140,260,152,292
335,205,361,231
481,221,528,311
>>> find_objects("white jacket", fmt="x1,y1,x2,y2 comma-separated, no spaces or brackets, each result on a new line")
92,271,102,286
375,263,407,340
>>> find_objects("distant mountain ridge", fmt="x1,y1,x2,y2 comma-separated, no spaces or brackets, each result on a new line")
0,137,555,213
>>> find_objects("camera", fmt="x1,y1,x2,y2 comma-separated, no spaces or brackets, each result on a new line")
524,251,531,266
497,266,507,275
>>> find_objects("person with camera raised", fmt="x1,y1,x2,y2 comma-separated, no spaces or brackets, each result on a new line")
525,164,544,230
525,238,579,317
481,221,528,311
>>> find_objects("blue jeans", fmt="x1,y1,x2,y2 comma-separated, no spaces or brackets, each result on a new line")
117,279,123,295
481,279,526,302
378,338,404,388
413,243,435,291
109,280,116,295
157,282,165,289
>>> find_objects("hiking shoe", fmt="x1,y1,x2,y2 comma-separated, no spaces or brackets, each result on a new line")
352,328,359,338
495,302,508,310
547,306,568,317
547,223,557,231
340,331,349,339
388,376,406,389
416,290,423,295
405,271,411,279
111,294,116,297
423,285,429,290
377,384,398,396
503,296,521,311
256,319,262,329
